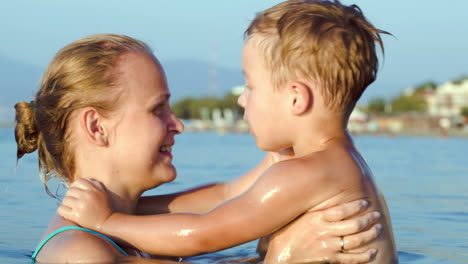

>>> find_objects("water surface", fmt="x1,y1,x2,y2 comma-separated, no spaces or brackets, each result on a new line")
1,128,467,263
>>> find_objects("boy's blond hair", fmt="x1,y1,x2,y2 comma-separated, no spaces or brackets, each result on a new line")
246,0,388,114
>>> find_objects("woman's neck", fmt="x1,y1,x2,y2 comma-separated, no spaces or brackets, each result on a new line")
72,170,142,215
104,185,140,215
71,124,144,215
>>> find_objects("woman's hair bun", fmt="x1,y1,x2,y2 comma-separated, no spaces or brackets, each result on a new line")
14,101,40,159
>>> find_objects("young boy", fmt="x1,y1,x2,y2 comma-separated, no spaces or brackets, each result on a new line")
60,0,396,263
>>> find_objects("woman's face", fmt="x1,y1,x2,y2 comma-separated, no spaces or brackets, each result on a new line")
107,52,184,191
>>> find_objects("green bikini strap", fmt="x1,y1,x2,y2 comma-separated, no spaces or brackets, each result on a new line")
31,226,128,260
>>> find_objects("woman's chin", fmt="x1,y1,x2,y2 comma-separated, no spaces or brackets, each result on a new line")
159,166,177,183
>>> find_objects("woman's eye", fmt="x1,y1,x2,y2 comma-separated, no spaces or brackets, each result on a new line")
153,105,165,115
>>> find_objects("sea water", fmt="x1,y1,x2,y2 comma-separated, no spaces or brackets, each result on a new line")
0,128,467,263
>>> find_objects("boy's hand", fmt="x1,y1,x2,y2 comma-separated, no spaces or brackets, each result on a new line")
263,200,381,263
58,178,113,230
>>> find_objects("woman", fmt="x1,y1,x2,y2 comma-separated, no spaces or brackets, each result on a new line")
15,34,380,263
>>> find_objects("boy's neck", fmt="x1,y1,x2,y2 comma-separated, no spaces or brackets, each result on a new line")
290,113,351,158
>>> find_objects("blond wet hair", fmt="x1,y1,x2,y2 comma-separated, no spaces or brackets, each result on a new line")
15,34,153,196
246,0,389,114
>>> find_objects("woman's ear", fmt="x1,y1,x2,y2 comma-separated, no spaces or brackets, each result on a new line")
79,107,109,146
289,81,312,115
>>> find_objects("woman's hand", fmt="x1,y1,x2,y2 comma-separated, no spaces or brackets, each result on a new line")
262,200,381,264
58,178,113,230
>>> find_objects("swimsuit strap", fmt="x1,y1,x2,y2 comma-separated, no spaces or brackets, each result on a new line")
31,226,128,260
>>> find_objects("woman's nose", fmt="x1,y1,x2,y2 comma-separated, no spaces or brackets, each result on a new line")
170,112,184,134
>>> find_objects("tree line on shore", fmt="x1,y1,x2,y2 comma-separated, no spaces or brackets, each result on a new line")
172,93,243,120
171,75,468,120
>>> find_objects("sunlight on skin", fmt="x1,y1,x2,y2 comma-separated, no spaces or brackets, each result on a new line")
176,229,194,237
322,241,329,249
277,247,291,263
260,188,279,203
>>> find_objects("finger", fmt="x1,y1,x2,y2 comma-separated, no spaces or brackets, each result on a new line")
60,195,78,207
329,211,381,236
57,204,73,219
70,178,97,191
342,224,382,250
84,178,106,192
335,248,378,264
63,186,87,199
321,200,369,221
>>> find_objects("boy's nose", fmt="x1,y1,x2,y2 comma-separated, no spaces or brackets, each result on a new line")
237,91,246,108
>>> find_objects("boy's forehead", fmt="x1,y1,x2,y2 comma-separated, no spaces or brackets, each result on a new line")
244,35,264,50
243,36,271,73
242,36,263,65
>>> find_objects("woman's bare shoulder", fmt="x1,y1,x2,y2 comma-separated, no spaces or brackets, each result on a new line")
34,228,124,263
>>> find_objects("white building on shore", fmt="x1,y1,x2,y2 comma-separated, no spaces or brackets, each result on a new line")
426,79,468,117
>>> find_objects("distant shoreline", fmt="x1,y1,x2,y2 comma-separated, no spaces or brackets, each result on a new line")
181,126,468,138
2,123,467,138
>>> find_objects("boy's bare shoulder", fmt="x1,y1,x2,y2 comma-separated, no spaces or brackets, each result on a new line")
277,145,359,178
35,228,122,263
268,145,365,192
266,149,345,190
273,153,329,178
264,145,372,211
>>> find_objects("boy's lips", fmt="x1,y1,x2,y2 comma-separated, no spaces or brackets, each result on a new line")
243,117,252,133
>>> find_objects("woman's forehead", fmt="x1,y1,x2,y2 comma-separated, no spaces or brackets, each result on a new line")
116,52,170,99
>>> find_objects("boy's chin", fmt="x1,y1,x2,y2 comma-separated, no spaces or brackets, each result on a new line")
254,140,279,153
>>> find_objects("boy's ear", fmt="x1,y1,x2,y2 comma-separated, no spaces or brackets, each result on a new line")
79,107,109,147
288,81,312,115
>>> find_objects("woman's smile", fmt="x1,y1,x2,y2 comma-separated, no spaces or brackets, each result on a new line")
159,144,173,159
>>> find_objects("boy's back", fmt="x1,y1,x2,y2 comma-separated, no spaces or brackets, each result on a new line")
265,137,397,263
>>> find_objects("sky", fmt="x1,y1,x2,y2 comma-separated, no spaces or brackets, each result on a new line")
1,0,467,115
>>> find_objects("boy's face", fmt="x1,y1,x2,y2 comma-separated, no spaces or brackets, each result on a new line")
239,36,290,152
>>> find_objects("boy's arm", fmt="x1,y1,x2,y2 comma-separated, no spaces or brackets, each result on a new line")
136,183,226,215
60,160,324,256
137,152,276,214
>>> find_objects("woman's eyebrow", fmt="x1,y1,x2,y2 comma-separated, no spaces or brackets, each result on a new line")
149,93,171,107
